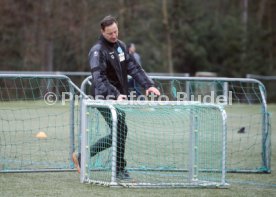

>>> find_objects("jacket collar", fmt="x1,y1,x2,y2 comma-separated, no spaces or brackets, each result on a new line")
99,35,117,48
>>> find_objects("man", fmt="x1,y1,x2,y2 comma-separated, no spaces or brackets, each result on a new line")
128,43,141,66
128,43,143,96
72,15,160,180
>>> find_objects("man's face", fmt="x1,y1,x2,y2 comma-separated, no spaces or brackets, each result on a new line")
101,22,118,43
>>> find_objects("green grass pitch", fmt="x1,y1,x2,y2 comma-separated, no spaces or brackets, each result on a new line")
0,104,275,196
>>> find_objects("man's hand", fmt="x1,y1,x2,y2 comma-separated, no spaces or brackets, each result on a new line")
117,94,127,101
146,87,161,96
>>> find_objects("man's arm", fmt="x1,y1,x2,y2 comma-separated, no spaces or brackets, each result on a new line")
126,54,153,87
126,53,160,96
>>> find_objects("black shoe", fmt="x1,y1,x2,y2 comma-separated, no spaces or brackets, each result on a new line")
72,152,81,173
116,170,131,180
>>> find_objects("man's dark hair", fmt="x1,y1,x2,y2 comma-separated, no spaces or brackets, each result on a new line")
100,15,117,31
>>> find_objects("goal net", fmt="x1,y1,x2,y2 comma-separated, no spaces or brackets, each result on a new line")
80,100,227,188
81,75,270,174
247,74,276,103
138,76,270,173
0,74,80,172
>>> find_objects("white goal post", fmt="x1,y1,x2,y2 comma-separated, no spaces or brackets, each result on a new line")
80,99,227,188
80,76,271,174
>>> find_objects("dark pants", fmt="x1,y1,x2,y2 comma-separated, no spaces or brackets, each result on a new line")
90,107,127,172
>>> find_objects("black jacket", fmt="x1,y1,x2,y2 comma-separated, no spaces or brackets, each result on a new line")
88,36,154,99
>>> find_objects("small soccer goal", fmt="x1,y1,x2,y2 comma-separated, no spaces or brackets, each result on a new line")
0,74,81,172
80,100,227,188
81,76,271,174
148,76,271,173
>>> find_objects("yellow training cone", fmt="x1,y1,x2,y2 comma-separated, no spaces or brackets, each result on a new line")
36,131,47,139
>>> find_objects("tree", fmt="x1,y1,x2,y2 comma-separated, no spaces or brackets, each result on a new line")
0,0,275,76
162,0,173,73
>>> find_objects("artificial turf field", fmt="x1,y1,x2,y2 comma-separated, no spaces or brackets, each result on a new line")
0,104,275,197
